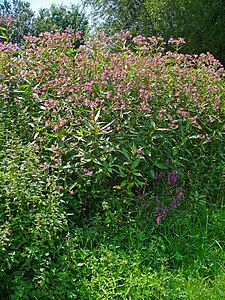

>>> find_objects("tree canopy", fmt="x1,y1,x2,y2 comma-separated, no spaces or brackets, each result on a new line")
0,0,224,64
0,0,34,43
84,0,225,64
31,3,89,37
0,0,89,44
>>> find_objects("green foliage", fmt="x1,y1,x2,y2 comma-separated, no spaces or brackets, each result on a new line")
0,1,89,45
0,0,34,43
1,31,224,219
0,31,224,297
0,131,69,298
144,0,225,64
69,206,225,299
84,0,148,34
85,0,225,65
31,4,89,38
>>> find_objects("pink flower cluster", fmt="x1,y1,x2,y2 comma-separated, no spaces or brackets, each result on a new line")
0,31,223,222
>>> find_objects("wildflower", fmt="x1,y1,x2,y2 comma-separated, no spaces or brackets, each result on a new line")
176,187,184,201
142,186,146,196
162,204,168,216
84,81,93,91
168,170,178,185
172,199,177,209
75,31,83,39
59,119,66,127
156,215,161,224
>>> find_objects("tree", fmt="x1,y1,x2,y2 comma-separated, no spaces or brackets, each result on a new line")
0,1,89,45
31,4,89,37
84,0,225,65
144,0,225,63
0,0,34,43
84,0,149,34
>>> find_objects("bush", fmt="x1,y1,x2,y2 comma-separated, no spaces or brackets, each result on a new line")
0,30,224,298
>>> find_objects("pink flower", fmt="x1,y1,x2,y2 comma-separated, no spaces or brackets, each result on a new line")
156,215,161,224
75,31,82,39
84,81,93,91
60,119,66,127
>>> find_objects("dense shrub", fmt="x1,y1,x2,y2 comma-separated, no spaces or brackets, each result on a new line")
0,30,224,298
1,31,224,222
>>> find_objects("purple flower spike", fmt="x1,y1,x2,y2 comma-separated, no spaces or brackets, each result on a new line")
172,199,177,209
156,215,161,224
176,187,184,201
167,170,178,185
162,205,168,216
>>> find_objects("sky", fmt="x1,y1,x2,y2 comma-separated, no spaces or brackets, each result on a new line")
28,0,84,13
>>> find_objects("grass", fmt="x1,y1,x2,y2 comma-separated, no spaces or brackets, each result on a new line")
60,204,225,299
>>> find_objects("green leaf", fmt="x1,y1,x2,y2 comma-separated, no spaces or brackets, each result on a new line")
120,180,127,187
119,148,130,161
94,108,101,122
0,32,8,41
150,169,155,179
131,157,140,169
99,119,115,131
154,163,167,170
132,172,142,177
156,127,170,131
180,124,184,138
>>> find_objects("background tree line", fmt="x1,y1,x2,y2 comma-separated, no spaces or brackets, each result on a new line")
0,0,224,65
84,0,225,65
0,0,88,43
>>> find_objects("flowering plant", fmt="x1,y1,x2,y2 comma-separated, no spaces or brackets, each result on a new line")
0,30,224,224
